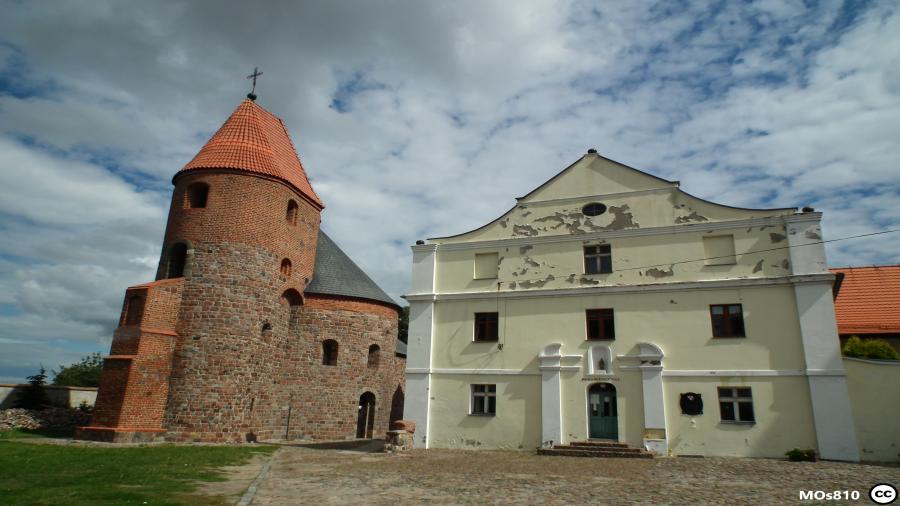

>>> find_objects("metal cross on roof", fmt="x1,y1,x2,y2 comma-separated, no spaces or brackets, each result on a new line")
246,67,263,100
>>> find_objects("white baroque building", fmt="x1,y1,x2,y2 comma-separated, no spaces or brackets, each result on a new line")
404,150,873,460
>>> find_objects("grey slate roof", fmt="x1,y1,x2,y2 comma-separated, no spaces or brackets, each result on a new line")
307,230,399,307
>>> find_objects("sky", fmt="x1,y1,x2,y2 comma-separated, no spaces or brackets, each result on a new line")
0,0,898,383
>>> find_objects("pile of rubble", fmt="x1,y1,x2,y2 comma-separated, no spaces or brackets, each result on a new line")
0,407,92,432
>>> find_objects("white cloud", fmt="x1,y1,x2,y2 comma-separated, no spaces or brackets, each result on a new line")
0,0,898,381
0,137,165,225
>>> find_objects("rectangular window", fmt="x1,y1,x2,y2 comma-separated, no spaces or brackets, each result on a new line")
474,312,499,342
474,252,499,279
584,245,612,274
710,304,745,338
586,309,615,340
703,235,737,265
718,387,755,423
471,384,496,415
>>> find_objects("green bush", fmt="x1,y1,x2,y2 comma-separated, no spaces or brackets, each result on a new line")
785,448,817,462
842,336,900,360
52,352,104,387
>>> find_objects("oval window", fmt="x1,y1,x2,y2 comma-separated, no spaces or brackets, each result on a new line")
582,203,607,216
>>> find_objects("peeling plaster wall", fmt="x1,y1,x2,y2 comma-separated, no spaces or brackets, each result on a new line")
430,155,794,245
430,286,805,371
418,153,826,456
433,225,795,294
426,286,812,451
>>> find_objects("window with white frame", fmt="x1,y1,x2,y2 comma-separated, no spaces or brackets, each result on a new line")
470,384,496,415
718,387,755,423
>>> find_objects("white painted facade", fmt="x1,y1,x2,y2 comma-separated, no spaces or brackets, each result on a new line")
405,152,868,460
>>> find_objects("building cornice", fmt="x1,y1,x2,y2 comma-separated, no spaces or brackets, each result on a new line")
404,273,835,301
662,369,845,377
782,212,823,223
405,367,846,377
406,367,542,376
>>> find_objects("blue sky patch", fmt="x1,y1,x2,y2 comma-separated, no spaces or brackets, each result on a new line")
329,71,387,113
0,42,60,99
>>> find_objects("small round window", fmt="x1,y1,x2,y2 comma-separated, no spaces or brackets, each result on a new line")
582,203,607,216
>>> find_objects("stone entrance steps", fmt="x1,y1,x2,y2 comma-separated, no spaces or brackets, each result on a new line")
538,440,654,459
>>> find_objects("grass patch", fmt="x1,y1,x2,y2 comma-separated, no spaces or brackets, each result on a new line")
0,440,276,505
0,428,74,439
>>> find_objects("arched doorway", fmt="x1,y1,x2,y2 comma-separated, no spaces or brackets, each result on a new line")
356,392,376,439
588,383,618,440
389,385,404,425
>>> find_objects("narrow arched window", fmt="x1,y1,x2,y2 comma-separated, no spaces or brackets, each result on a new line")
367,344,380,368
186,183,209,208
286,200,299,226
281,289,302,329
124,294,145,326
322,340,338,366
280,258,292,277
167,243,188,278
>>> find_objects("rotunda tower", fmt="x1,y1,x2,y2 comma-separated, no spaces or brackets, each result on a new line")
158,99,324,441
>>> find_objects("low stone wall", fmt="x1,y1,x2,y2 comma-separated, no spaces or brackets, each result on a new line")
1,407,93,432
0,384,98,409
845,357,900,462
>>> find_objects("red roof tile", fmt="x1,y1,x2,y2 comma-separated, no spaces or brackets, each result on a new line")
178,99,323,209
831,265,900,334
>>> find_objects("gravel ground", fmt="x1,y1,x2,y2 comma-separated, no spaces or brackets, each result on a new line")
244,446,900,505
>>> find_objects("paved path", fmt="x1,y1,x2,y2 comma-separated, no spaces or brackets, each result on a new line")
234,445,899,505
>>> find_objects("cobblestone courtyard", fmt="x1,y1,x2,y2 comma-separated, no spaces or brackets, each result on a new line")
222,445,900,505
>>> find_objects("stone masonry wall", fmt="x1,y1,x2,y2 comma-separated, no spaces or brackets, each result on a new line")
86,169,405,443
164,289,404,442
160,171,321,442
163,240,295,441
283,294,403,441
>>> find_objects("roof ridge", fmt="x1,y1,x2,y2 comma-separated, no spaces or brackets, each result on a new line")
177,99,323,209
273,114,321,204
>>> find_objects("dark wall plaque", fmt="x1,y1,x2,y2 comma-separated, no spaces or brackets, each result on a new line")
680,392,703,415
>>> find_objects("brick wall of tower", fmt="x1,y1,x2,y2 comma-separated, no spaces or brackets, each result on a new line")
160,171,320,442
162,289,404,442
159,170,320,287
282,294,404,441
83,168,405,443
79,279,182,441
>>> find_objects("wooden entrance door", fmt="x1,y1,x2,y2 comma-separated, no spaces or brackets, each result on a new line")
588,383,618,439
356,392,376,439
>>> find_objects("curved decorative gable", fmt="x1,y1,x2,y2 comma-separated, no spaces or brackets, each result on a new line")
430,152,795,243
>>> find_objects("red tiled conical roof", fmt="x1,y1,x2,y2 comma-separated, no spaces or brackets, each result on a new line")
178,99,323,209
